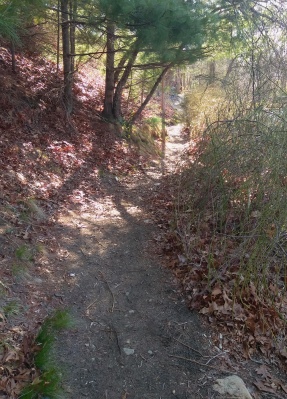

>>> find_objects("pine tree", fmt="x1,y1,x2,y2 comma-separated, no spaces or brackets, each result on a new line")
98,0,210,124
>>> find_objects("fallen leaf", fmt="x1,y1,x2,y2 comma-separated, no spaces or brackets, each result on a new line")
211,286,221,296
255,364,272,379
279,382,287,394
254,380,277,394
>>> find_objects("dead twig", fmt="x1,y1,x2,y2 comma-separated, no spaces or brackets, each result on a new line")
86,299,98,313
99,272,115,312
0,280,10,292
205,351,228,365
105,325,121,355
172,337,204,357
168,354,230,373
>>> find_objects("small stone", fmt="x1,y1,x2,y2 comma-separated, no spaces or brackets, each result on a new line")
129,310,135,314
148,350,153,355
213,375,252,399
123,348,135,355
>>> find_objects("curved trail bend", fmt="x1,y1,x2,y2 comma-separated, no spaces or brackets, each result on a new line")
53,125,213,399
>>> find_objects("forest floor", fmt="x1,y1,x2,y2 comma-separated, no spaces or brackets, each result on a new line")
52,123,218,399
49,125,286,399
1,49,287,399
42,126,285,399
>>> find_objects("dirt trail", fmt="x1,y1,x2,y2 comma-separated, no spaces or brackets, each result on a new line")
53,126,213,399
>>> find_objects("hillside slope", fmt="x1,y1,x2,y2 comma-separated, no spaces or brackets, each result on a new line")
0,48,147,398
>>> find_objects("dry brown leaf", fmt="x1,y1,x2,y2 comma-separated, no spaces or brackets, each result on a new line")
254,380,277,394
3,349,20,363
279,382,287,394
255,364,272,379
211,286,221,296
200,306,211,315
222,290,232,304
245,316,256,333
279,347,287,358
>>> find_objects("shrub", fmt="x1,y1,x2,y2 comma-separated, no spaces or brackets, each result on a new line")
175,77,287,354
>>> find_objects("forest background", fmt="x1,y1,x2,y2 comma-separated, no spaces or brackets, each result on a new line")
1,0,287,398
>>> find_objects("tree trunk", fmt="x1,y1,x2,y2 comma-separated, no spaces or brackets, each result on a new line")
208,60,216,85
251,43,256,110
69,0,77,74
113,49,138,121
129,65,171,125
61,0,73,114
114,52,128,84
223,58,236,86
56,0,60,74
161,75,166,175
102,21,115,120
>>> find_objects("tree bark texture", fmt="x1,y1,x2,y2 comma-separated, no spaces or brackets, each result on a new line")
208,60,216,85
69,0,77,74
61,0,73,114
102,22,115,120
114,52,129,84
57,0,60,73
112,49,138,121
130,66,171,124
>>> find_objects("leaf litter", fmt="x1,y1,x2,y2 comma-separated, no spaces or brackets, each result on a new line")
0,47,150,397
149,133,287,397
1,46,287,398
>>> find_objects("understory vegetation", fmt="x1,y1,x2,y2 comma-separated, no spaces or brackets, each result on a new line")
175,44,287,359
20,310,72,399
1,0,287,397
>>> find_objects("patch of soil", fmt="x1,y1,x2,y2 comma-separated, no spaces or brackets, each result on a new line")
42,126,287,399
1,47,285,397
48,130,215,398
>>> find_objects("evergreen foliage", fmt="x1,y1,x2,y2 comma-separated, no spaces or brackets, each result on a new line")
99,0,212,122
0,0,46,44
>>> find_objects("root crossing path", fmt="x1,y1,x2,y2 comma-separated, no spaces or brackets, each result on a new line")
53,125,212,399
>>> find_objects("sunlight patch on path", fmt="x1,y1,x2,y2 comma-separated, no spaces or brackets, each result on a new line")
53,123,212,399
165,124,189,171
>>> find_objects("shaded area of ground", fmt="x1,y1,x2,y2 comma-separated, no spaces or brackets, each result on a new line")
1,49,285,398
51,127,215,398
51,127,286,399
55,212,210,398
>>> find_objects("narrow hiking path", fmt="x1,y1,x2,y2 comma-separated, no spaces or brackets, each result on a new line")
2,49,286,399
51,125,215,399
46,125,282,399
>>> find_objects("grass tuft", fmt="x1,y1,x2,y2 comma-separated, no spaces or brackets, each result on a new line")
20,310,73,399
15,244,33,261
